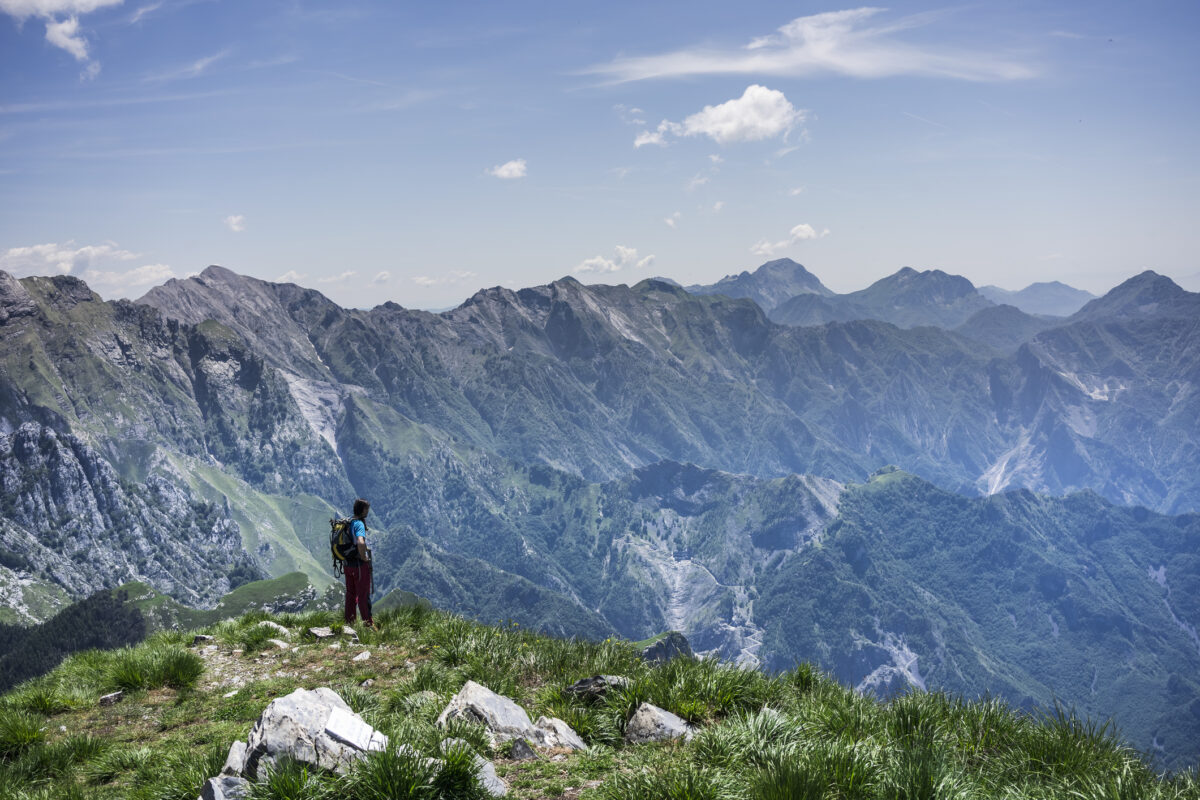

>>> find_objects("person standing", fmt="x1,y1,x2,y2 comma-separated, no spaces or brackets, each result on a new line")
344,498,375,629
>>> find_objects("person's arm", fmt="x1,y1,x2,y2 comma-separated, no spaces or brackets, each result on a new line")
356,536,368,561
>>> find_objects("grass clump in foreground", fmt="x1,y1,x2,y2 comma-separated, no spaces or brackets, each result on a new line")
0,603,1194,799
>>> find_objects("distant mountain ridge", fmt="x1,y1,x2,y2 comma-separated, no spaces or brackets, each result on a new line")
684,258,833,312
979,281,1096,317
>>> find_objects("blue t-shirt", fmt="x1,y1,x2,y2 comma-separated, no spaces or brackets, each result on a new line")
351,519,367,548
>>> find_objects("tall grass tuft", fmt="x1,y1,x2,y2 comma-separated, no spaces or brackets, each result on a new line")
0,709,47,758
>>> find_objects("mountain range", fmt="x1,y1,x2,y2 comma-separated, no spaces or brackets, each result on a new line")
1,259,1198,767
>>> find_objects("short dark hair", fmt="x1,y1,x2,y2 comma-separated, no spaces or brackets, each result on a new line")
352,498,370,518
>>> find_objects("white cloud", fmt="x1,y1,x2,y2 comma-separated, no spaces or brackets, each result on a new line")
708,154,724,164
687,174,709,190
0,0,122,18
128,1,158,23
573,245,655,275
585,7,1036,83
276,270,306,284
143,48,230,83
635,85,805,148
45,15,87,59
0,240,136,276
80,263,175,297
788,186,805,196
712,201,725,212
664,211,681,228
614,103,646,126
487,158,527,179
412,270,477,287
750,222,830,256
223,214,246,232
318,270,357,284
1,0,121,74
373,270,390,284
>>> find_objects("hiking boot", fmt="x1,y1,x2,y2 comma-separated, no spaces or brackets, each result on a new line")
363,620,377,630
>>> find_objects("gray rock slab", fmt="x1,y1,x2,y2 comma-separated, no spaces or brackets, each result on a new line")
640,631,693,663
256,620,291,638
199,775,251,800
564,675,630,703
266,638,290,651
99,690,123,706
308,626,335,639
324,706,388,752
437,680,538,745
624,702,692,745
241,687,386,780
534,716,586,750
509,738,538,761
220,740,247,776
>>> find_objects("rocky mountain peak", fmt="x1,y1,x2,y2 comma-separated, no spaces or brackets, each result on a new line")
0,270,37,323
1072,270,1195,321
685,257,834,312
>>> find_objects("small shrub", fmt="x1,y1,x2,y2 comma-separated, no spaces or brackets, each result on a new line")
345,744,441,799
250,756,337,800
84,745,154,784
0,709,46,758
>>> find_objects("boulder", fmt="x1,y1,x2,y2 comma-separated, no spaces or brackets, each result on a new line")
99,691,123,706
191,634,215,647
624,702,692,745
437,681,539,745
266,639,290,651
308,626,335,640
199,775,251,800
220,741,247,776
534,716,586,750
352,650,370,662
239,687,388,780
564,675,631,703
440,738,507,797
509,738,538,761
640,632,693,663
256,620,290,638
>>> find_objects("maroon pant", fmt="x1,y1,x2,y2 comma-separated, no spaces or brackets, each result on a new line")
344,562,372,624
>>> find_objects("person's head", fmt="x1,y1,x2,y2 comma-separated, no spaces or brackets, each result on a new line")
352,498,370,519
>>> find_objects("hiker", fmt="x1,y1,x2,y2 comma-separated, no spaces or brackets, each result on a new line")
344,498,375,629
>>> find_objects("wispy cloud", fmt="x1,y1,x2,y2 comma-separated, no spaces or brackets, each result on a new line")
751,223,830,257
664,211,681,228
0,88,238,115
585,7,1035,84
128,1,159,23
223,214,245,232
412,270,478,287
635,85,805,147
143,48,230,83
372,271,390,284
902,111,950,129
81,263,175,297
277,270,306,284
574,245,654,275
318,270,357,284
488,158,527,179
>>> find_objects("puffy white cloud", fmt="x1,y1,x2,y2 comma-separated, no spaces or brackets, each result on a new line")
586,7,1035,83
635,86,804,148
708,154,724,164
223,214,246,232
0,240,135,276
412,270,477,287
573,245,654,275
318,270,357,284
44,15,87,59
664,211,681,228
276,270,306,284
712,201,725,212
788,186,805,196
373,270,390,284
488,159,527,179
80,263,175,297
0,0,122,18
750,222,830,256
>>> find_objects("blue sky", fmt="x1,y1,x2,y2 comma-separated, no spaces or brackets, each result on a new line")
1,1,1198,308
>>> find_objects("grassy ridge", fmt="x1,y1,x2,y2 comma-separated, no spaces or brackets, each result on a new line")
0,606,1195,799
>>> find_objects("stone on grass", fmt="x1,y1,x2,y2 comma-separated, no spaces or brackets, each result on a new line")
221,741,247,776
534,716,586,750
509,738,537,761
266,639,290,651
200,775,251,800
308,626,335,640
639,631,693,664
342,626,358,640
191,634,215,647
440,738,507,797
239,687,388,780
437,681,540,745
624,702,692,745
360,679,374,688
256,620,291,638
99,691,123,706
564,675,630,703
352,650,370,662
